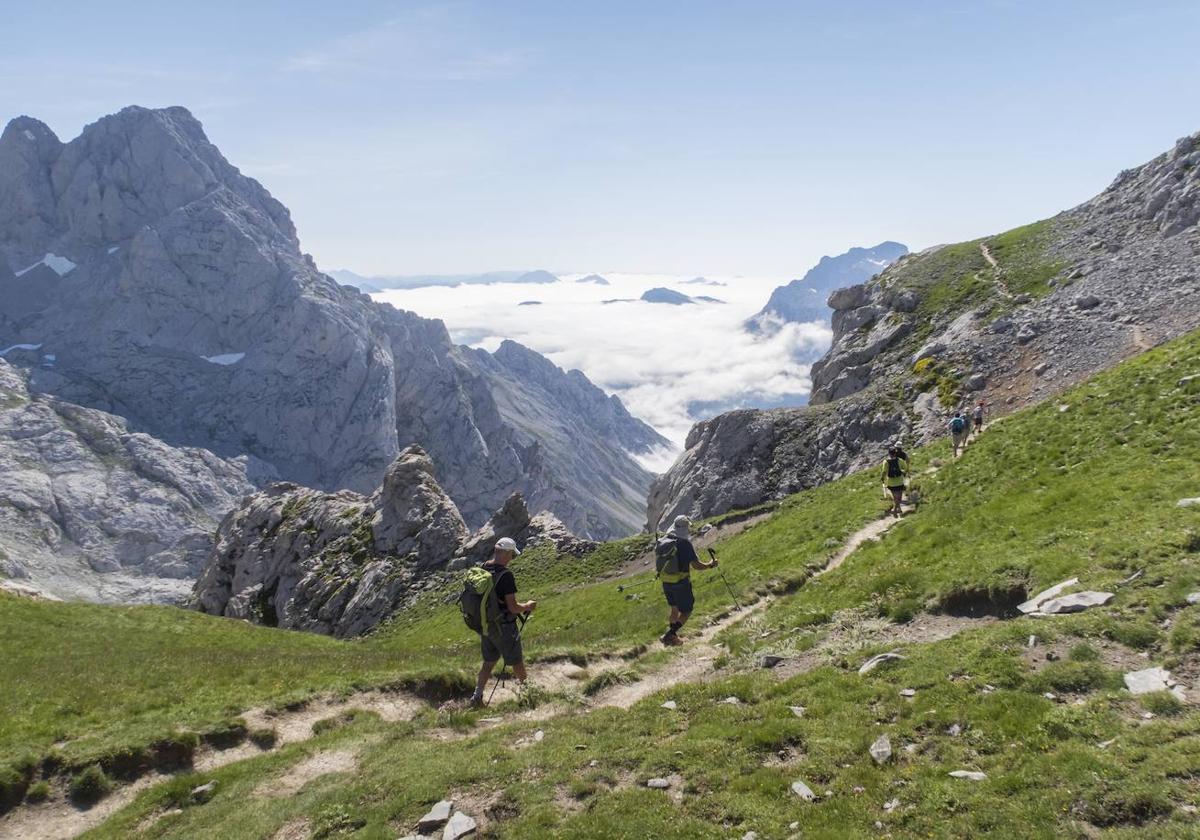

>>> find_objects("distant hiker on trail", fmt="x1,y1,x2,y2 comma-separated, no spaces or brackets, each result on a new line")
973,400,986,434
463,537,536,707
656,515,719,647
881,445,909,518
950,411,969,457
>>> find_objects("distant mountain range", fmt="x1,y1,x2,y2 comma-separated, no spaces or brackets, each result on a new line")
330,268,561,291
745,241,909,334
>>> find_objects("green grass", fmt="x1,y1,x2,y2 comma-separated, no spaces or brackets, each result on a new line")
10,325,1200,836
987,219,1067,300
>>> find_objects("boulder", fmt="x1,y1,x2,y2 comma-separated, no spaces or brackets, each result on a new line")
828,284,868,311
1033,591,1114,615
948,771,987,782
418,800,454,832
442,812,477,840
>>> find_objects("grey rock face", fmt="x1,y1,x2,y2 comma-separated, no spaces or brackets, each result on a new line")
0,359,257,603
652,130,1200,524
0,106,664,555
191,446,591,636
746,242,908,333
191,445,466,637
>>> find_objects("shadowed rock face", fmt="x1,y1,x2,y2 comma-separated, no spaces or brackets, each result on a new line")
0,359,260,603
650,131,1200,527
0,106,665,549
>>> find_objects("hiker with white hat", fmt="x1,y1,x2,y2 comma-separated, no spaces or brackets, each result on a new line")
654,515,718,647
470,537,536,707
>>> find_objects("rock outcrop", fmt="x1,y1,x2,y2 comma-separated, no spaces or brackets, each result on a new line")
651,131,1200,526
0,105,666,552
746,241,908,333
191,447,591,636
191,446,466,637
0,359,260,603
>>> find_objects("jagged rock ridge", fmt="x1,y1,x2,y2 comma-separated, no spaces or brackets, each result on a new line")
650,132,1200,527
746,241,908,333
0,106,666,557
191,446,591,637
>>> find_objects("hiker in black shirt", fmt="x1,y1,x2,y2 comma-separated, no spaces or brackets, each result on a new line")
471,537,536,707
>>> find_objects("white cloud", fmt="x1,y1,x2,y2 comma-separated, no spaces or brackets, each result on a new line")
373,272,830,450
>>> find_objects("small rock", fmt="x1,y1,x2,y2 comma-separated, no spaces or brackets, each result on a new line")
1058,404,1070,413
884,798,900,813
981,684,996,693
533,730,544,742
1124,666,1183,698
949,771,987,782
1033,362,1050,376
1028,635,1038,648
789,705,806,717
742,832,758,840
443,811,477,840
1177,498,1200,508
647,778,671,789
661,700,678,710
1142,712,1156,720
721,696,742,705
1045,651,1059,662
1074,294,1101,310
190,781,217,804
853,785,865,794
947,724,962,737
1043,693,1058,701
1034,591,1114,614
759,655,785,669
418,800,454,832
1098,738,1117,749
1016,323,1040,344
858,652,905,675
1019,579,1079,614
791,780,816,801
789,822,800,830
899,689,916,698
1186,593,1200,606
1177,374,1200,388
869,734,892,764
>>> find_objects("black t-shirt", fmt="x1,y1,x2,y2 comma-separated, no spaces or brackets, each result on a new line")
675,538,699,572
483,561,517,619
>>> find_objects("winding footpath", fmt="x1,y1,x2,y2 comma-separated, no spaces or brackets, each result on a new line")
0,487,932,839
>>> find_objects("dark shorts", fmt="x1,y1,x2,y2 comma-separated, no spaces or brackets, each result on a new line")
888,486,905,500
974,417,983,428
662,578,695,614
481,620,523,666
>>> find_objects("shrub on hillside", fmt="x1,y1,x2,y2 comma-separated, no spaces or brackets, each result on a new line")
68,764,112,805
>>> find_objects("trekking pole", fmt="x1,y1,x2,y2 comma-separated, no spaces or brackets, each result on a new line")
484,613,530,707
707,548,741,609
616,578,655,593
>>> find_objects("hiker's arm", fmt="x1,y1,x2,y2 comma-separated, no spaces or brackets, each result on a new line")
505,593,536,614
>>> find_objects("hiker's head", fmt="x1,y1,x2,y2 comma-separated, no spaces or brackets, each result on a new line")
672,515,690,538
492,537,520,565
887,446,899,458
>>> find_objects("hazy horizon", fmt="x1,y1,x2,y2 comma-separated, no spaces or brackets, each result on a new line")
4,1,1198,278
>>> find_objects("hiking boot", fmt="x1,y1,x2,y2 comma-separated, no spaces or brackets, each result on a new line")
469,694,485,709
661,632,683,647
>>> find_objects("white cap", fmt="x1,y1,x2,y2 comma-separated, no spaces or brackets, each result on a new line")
672,515,690,537
495,537,520,555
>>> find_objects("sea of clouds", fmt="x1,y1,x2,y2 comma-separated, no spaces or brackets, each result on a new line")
372,273,831,471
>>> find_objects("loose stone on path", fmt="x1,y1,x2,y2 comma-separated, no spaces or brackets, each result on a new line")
791,780,816,801
417,800,454,832
869,734,892,764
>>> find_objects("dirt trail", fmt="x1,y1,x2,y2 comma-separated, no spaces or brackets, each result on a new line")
979,242,1014,299
0,692,424,840
4,479,931,838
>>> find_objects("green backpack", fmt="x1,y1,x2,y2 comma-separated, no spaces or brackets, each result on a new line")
458,566,508,635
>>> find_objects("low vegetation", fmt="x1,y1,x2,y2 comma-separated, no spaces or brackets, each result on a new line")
3,327,1200,836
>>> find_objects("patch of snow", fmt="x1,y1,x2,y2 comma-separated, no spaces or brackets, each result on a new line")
16,253,77,278
23,130,36,141
0,343,43,357
107,246,120,255
201,352,246,366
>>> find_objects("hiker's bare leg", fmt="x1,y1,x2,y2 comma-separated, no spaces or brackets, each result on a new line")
512,663,527,682
677,610,691,629
475,660,497,697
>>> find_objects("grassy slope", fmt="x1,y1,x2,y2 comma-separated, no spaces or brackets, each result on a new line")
6,326,1200,837
82,327,1200,839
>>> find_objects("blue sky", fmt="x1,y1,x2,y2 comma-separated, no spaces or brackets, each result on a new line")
3,1,1198,276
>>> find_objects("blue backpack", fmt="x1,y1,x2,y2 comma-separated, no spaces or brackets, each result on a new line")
951,416,966,434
